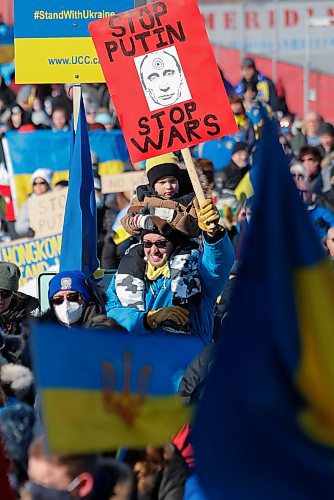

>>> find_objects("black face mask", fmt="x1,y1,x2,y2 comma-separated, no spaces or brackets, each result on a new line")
28,482,74,500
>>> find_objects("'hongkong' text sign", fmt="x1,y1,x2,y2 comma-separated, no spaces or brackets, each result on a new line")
89,0,237,163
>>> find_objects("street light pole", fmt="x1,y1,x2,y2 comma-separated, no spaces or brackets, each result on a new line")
303,15,334,117
272,0,279,84
240,0,246,63
303,10,310,117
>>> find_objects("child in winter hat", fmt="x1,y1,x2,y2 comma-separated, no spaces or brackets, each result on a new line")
121,153,199,238
116,154,202,335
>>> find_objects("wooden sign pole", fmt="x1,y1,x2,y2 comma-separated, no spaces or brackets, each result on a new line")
181,147,206,205
181,147,216,230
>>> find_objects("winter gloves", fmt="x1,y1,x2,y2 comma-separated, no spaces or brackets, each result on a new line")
194,198,220,233
146,306,189,329
133,214,157,231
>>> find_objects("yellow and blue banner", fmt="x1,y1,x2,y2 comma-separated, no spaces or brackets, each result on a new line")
0,23,14,64
32,323,202,453
3,129,129,210
14,0,134,83
194,119,334,498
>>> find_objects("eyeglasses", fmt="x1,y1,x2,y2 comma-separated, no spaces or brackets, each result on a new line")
143,240,169,249
0,289,12,299
51,292,81,306
33,181,47,186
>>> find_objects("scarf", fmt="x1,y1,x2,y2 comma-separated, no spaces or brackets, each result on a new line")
146,262,170,281
115,243,201,311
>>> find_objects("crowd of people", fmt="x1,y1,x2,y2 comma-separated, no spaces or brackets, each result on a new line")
0,53,333,499
1,57,334,259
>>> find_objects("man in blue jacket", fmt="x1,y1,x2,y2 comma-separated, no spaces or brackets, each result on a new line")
105,199,235,345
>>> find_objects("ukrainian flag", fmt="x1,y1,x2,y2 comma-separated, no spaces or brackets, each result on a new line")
193,120,334,499
4,131,70,209
0,24,14,64
60,95,99,276
32,323,202,454
4,129,129,209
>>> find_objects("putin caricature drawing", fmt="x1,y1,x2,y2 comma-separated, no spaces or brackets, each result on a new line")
135,46,192,112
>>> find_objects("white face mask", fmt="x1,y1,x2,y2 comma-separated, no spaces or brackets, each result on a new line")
54,300,84,326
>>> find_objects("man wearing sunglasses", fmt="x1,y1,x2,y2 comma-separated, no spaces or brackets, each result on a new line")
43,270,108,328
105,198,235,345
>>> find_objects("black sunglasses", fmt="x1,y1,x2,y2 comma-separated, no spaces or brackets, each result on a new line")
51,292,81,306
143,240,169,249
0,289,13,299
33,181,47,186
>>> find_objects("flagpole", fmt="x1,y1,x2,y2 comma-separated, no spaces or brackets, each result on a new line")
72,84,82,133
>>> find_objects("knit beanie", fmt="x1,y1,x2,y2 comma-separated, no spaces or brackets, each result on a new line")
242,57,255,69
0,262,20,291
146,153,180,187
48,270,91,303
232,141,248,155
319,122,334,137
31,168,53,187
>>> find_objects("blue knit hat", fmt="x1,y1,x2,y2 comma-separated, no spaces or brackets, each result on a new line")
48,271,91,303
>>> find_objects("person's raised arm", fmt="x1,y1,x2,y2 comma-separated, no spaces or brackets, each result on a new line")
194,198,235,299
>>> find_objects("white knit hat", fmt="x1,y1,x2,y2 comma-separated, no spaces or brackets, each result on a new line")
290,162,306,177
31,168,53,187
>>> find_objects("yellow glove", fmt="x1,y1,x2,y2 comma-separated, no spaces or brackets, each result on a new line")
146,306,189,329
93,268,105,280
194,198,220,233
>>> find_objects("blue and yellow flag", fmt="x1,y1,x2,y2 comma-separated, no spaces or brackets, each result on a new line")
193,120,334,499
32,323,202,454
0,24,14,64
4,130,129,210
60,96,99,276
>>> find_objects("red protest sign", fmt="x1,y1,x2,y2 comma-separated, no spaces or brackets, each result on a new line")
89,0,237,163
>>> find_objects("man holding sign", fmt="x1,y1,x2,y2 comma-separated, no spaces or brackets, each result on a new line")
90,0,236,342
105,201,234,344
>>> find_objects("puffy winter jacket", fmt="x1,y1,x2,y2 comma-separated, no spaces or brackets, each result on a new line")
105,231,235,345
